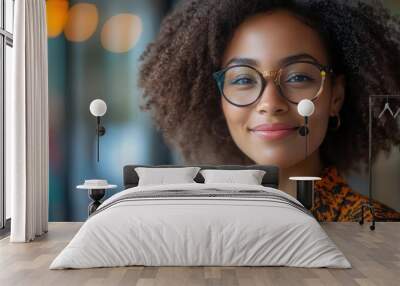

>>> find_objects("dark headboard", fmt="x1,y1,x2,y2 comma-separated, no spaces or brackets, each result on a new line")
123,165,279,189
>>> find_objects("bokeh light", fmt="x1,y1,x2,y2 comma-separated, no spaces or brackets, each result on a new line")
101,13,142,53
64,3,98,42
46,0,69,38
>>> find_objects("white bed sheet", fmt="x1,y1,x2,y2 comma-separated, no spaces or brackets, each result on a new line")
50,183,351,269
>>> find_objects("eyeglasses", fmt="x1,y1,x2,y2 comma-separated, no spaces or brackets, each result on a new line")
213,61,333,106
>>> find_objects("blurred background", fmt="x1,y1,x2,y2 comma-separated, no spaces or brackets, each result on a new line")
46,0,400,221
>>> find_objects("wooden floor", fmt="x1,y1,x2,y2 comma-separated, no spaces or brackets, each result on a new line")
0,222,399,286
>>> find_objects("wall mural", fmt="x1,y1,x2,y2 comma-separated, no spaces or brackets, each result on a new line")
47,0,400,222
47,0,178,221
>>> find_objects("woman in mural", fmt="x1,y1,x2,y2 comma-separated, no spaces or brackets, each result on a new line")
139,0,400,221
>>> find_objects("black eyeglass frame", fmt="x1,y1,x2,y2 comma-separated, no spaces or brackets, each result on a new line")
212,60,334,106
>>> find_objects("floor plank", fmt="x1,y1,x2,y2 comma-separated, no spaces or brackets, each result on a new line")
0,222,399,286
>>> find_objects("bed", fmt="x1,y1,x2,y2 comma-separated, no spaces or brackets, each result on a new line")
50,165,351,269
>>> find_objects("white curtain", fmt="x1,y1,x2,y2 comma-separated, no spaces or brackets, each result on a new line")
7,0,49,242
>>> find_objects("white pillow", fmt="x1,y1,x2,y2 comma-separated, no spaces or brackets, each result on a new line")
135,167,201,186
200,169,266,185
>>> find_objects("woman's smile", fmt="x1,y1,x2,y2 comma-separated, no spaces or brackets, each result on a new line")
248,122,299,141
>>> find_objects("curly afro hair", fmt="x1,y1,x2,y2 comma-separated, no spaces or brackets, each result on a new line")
139,0,400,172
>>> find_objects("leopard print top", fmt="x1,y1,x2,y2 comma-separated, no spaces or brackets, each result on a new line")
311,166,400,221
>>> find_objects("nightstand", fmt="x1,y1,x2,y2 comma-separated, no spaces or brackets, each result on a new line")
289,176,321,210
77,179,117,216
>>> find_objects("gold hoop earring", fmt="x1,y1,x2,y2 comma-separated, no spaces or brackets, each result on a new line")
329,114,341,131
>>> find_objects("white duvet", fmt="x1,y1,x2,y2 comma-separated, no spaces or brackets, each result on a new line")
50,183,351,269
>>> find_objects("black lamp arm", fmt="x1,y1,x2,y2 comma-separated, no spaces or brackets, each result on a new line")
96,117,106,136
96,116,106,162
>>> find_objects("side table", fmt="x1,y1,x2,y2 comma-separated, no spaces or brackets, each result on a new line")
77,179,117,216
289,176,321,210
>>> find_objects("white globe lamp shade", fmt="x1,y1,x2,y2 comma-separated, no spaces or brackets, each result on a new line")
297,99,315,117
90,99,107,117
